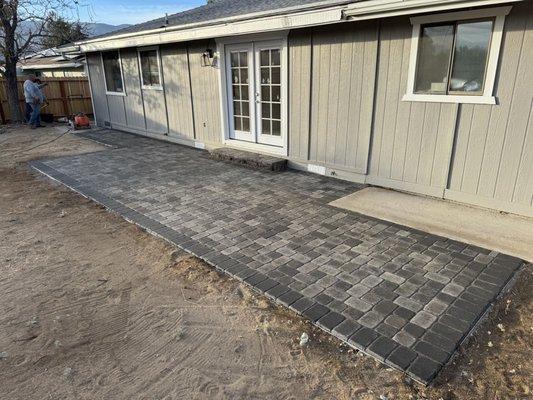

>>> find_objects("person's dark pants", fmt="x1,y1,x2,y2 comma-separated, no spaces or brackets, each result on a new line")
28,102,42,127
25,102,32,123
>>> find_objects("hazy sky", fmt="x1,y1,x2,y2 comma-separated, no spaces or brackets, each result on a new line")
70,0,206,25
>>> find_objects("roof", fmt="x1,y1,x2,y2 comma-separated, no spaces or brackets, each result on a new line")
18,48,84,70
63,0,519,52
92,0,355,40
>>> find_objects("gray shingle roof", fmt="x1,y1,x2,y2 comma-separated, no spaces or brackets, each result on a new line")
92,0,356,40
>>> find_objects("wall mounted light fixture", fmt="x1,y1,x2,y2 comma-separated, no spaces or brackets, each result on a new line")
201,48,219,67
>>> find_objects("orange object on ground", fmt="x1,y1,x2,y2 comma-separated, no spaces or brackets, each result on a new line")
74,113,90,129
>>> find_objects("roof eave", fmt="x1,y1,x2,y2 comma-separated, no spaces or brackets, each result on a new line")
57,44,82,54
19,62,84,70
344,0,521,20
74,0,522,52
78,5,347,52
75,0,356,48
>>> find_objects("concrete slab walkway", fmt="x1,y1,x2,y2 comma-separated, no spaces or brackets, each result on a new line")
331,187,533,263
30,129,525,384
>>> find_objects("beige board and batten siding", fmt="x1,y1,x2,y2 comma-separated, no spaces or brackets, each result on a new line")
367,16,458,198
120,49,145,131
446,1,533,217
142,59,168,135
160,44,195,139
288,22,378,175
86,52,110,126
188,41,222,145
288,29,312,161
107,93,127,127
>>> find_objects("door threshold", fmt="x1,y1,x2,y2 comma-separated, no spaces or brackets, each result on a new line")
224,139,287,157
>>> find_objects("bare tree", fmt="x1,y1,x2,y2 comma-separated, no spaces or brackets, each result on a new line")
41,14,88,49
0,0,78,122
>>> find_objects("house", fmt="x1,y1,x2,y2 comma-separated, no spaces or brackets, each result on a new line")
18,48,85,78
61,0,533,218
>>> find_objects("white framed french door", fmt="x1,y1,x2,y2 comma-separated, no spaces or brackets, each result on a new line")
255,41,284,147
226,43,255,142
223,38,286,151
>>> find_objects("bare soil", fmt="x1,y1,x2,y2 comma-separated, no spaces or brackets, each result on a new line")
0,125,531,400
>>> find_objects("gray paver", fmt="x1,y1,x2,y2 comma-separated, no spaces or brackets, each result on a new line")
393,330,416,347
30,129,525,385
332,319,361,341
411,311,438,329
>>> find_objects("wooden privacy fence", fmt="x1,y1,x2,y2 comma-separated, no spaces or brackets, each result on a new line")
0,77,93,123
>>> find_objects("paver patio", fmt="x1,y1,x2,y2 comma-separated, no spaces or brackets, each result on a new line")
30,129,524,384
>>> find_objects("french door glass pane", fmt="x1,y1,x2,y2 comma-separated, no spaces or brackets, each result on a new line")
232,85,240,100
449,20,492,93
271,86,280,102
271,103,280,119
240,68,248,84
230,53,239,67
262,102,270,118
261,67,270,84
241,101,249,117
272,121,281,136
233,101,241,115
414,24,454,94
259,48,281,137
242,117,250,131
232,69,240,83
271,49,280,66
261,85,270,101
260,50,269,65
239,52,248,67
271,67,280,84
230,50,251,132
234,116,242,131
241,87,249,100
262,119,270,134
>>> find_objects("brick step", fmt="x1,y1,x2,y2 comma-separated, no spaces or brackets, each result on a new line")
209,147,287,172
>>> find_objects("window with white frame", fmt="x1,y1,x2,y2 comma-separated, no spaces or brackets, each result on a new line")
404,7,511,104
102,51,124,94
139,48,161,88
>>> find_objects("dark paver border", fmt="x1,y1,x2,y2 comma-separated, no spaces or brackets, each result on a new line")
28,139,526,385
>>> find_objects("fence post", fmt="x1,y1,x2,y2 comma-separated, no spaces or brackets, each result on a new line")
0,101,6,124
58,80,69,117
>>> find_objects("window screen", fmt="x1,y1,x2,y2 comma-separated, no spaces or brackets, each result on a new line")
102,51,123,93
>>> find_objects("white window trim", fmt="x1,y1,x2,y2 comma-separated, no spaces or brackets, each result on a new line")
101,50,126,96
403,6,512,105
216,32,289,157
138,46,163,90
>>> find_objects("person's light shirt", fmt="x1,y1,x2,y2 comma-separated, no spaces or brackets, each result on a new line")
23,80,43,104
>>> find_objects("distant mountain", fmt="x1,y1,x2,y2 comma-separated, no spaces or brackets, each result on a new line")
17,20,131,39
0,21,132,62
86,23,132,37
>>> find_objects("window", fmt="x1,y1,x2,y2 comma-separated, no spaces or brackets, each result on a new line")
404,7,511,104
415,20,492,95
102,51,124,94
139,48,161,88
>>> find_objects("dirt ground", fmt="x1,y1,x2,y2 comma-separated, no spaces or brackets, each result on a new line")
0,125,531,400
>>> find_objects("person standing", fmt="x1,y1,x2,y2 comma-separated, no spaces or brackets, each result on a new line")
23,74,45,128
